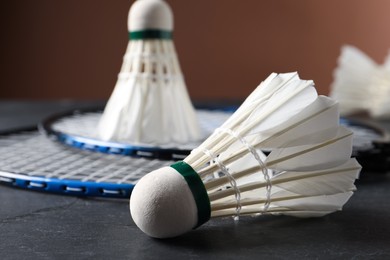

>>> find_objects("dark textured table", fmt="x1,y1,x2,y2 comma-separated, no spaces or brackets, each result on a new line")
1,100,390,259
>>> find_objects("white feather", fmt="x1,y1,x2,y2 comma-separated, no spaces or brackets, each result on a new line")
368,67,390,118
271,159,360,196
269,192,355,217
330,45,378,115
265,126,353,171
257,96,339,149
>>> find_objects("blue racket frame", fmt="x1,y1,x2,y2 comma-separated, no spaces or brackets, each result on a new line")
0,170,133,198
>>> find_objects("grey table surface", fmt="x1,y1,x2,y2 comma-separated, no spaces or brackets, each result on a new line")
0,100,390,260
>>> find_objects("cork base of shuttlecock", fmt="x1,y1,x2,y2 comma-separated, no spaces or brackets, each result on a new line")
130,166,198,238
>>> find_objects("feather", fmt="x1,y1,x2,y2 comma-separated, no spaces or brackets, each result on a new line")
257,96,339,149
270,192,355,217
271,159,360,196
211,192,355,218
265,126,353,171
330,45,378,115
368,67,390,118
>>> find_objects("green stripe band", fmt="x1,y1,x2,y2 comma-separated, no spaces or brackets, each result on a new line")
170,161,211,229
129,29,172,40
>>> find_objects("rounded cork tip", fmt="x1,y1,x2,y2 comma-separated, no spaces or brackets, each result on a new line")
128,0,173,32
130,166,198,238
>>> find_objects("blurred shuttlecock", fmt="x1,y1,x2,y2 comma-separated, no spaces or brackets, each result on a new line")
330,45,390,118
130,72,361,238
98,0,201,145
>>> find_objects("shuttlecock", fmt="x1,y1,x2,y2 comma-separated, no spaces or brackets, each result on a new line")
130,72,361,238
330,45,390,118
98,0,201,145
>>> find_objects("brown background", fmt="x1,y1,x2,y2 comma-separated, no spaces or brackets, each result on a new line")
1,0,390,101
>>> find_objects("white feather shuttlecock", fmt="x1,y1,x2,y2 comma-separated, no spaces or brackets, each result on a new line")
97,0,201,145
330,45,390,118
130,72,361,238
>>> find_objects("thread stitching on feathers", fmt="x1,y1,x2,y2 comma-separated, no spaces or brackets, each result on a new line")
202,148,242,220
216,127,272,213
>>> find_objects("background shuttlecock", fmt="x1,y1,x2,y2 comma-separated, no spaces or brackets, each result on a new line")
330,45,390,118
130,72,361,238
97,0,201,145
